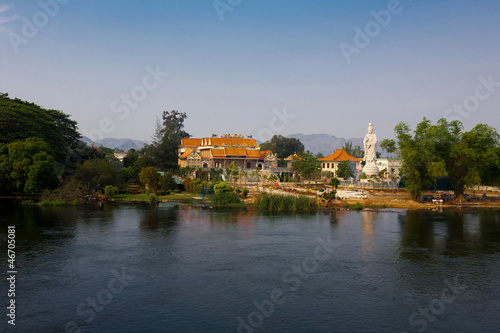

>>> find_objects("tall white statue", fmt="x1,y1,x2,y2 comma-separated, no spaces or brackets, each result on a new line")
362,123,379,177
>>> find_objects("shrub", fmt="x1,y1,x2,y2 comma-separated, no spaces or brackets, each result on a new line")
104,185,119,198
254,193,318,211
242,189,249,198
183,177,193,192
214,181,234,194
212,192,241,205
351,202,363,210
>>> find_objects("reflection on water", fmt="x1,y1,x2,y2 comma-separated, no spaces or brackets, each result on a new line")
1,201,499,333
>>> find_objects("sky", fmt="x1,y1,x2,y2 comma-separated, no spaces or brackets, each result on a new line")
1,0,499,144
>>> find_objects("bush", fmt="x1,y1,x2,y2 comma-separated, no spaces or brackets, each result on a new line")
351,202,363,210
211,192,241,205
214,181,234,194
242,189,249,198
104,185,119,198
183,177,193,192
254,193,318,211
37,200,66,207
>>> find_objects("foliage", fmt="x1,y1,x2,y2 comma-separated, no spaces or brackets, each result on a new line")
74,158,122,192
360,172,367,180
183,177,193,192
254,193,318,211
41,178,85,203
381,118,500,200
330,177,340,188
351,202,363,210
211,192,241,205
242,189,249,198
336,160,354,179
260,135,304,166
291,151,321,182
37,200,67,207
145,111,190,170
214,181,234,194
104,185,120,198
342,141,364,158
159,172,177,192
0,93,81,163
122,151,139,167
139,167,160,194
0,137,59,196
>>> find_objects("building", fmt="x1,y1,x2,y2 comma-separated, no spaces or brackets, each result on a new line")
376,158,402,180
178,135,277,170
318,149,363,179
284,153,301,169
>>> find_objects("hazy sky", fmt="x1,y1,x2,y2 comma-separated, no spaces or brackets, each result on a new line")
1,0,499,143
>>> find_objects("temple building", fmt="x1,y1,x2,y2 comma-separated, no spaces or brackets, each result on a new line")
178,135,277,169
318,149,363,178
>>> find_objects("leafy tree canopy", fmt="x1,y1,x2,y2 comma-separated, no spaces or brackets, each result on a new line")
146,110,190,170
260,135,305,159
0,93,81,163
381,118,500,200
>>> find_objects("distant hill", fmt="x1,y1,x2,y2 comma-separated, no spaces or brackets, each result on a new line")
287,133,365,156
82,137,146,151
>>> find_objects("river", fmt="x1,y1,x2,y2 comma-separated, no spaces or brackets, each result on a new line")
1,201,499,332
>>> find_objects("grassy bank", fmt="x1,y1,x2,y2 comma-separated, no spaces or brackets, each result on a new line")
254,193,318,211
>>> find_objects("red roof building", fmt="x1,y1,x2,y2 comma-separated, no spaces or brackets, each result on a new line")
318,149,363,179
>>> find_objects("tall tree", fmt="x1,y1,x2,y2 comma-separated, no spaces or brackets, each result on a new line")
0,137,59,197
336,161,354,179
291,151,321,183
381,118,500,200
147,111,190,170
0,93,81,163
260,135,304,164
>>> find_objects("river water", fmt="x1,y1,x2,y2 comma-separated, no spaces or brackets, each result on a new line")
1,201,499,333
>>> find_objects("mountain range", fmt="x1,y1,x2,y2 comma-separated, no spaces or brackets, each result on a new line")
81,137,146,151
287,133,364,156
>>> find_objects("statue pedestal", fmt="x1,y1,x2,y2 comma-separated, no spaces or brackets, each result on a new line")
362,162,379,178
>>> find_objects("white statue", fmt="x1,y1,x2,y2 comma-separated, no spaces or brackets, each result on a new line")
362,123,379,177
363,123,377,163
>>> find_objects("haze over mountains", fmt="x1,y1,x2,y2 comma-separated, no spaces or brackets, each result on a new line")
81,137,146,151
85,133,365,156
287,133,364,156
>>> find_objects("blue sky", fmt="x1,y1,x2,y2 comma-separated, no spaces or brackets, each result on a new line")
1,0,499,144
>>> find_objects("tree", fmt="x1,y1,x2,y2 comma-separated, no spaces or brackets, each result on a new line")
0,94,81,163
291,151,321,183
342,141,364,158
330,177,340,189
315,152,324,158
381,118,500,200
0,137,59,197
139,166,160,202
260,135,305,166
336,161,354,179
146,111,190,170
74,158,122,192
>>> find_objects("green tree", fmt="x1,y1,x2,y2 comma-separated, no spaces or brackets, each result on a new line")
0,94,81,163
342,141,364,158
0,137,59,197
104,185,119,198
381,118,500,200
146,111,190,170
139,166,160,202
74,158,122,192
336,161,353,179
291,151,320,183
330,177,340,189
260,135,304,166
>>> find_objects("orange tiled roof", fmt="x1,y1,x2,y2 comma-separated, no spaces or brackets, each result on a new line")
284,153,301,161
211,148,226,158
180,137,257,148
246,150,260,159
179,149,194,159
259,150,273,159
181,138,203,146
318,149,362,162
225,148,247,156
